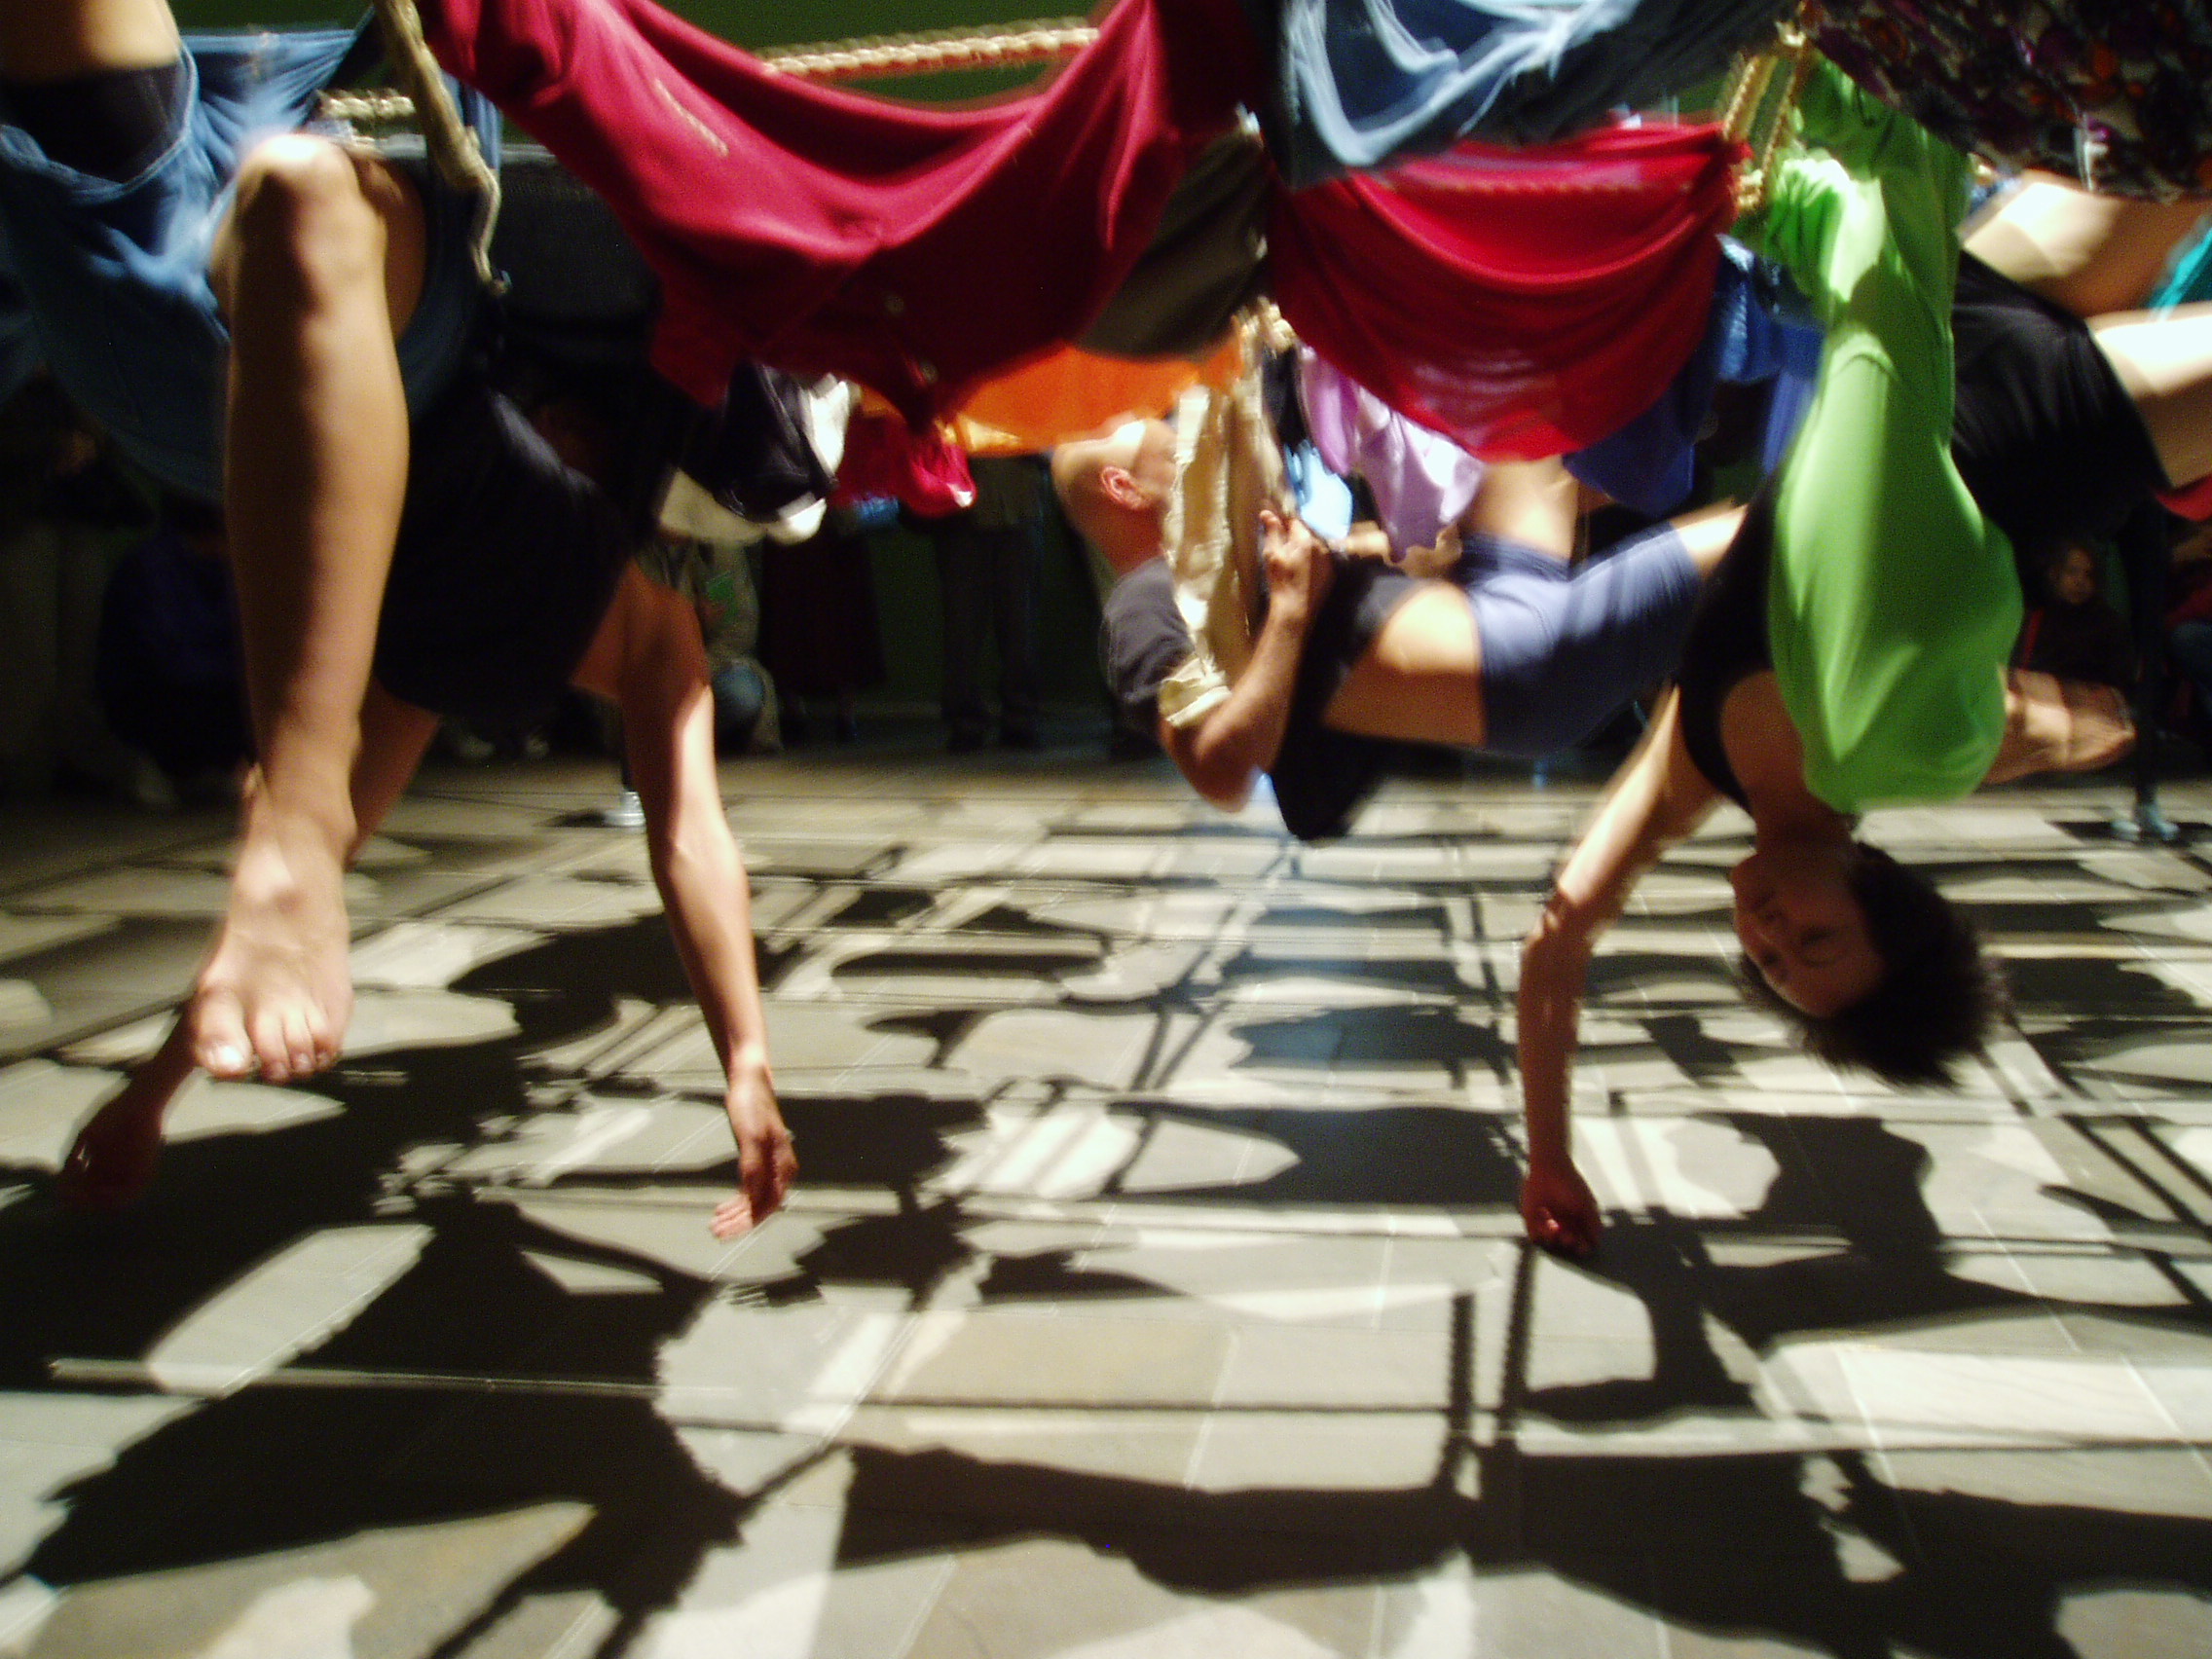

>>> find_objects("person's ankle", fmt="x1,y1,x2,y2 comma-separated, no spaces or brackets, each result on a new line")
240,783,354,865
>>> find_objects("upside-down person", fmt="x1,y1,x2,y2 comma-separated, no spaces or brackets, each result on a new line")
1053,393,1745,843
58,372,796,1233
1517,61,2212,1259
0,0,792,1231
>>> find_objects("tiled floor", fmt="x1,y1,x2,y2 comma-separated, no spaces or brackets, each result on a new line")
2,729,2210,1658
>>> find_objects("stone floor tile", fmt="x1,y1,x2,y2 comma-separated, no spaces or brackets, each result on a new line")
2055,1586,2212,1659
1213,1324,1453,1412
2136,1363,2212,1442
1875,1446,2212,1522
869,1309,1230,1412
7,748,2212,1654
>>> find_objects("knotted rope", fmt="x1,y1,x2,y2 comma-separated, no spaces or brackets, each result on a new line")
1721,17,1815,217
759,18,1095,83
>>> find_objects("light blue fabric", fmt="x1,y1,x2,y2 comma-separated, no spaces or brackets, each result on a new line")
2153,221,2212,312
1251,0,1791,187
0,27,498,501
1284,440,1356,540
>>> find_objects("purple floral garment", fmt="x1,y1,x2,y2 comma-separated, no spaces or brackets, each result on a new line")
1808,0,2212,200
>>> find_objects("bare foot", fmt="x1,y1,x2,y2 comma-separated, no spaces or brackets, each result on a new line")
191,809,352,1083
57,1079,172,1212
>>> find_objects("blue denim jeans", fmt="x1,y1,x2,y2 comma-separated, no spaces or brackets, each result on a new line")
0,27,496,502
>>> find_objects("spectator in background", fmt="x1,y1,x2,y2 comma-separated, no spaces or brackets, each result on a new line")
912,454,1048,752
2016,542,2134,692
757,507,887,745
0,370,161,801
2161,520,2212,750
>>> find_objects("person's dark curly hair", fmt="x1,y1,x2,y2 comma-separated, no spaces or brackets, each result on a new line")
1739,843,2008,1088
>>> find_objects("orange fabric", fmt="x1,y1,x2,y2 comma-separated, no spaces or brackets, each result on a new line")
947,338,1242,454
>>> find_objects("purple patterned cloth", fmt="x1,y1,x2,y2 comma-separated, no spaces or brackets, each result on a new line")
1809,0,2212,201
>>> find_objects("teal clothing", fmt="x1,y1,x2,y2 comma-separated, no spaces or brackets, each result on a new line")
1744,63,2016,811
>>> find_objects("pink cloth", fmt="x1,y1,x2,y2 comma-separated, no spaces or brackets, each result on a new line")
831,414,977,518
1270,120,1744,461
1296,349,1484,551
425,0,1257,420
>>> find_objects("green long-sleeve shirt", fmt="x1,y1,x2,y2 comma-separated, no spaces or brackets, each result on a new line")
1745,61,2018,811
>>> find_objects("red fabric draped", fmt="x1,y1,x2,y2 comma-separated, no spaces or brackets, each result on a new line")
1269,122,1746,461
2164,474,2212,522
831,413,977,518
426,0,1258,421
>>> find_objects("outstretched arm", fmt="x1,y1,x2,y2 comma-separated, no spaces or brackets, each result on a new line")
1161,508,1335,809
587,565,795,1237
1519,690,1716,1255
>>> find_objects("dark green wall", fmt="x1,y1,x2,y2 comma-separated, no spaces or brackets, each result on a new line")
173,1,1070,101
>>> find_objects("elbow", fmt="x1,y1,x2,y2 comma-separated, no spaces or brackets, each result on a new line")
1168,729,1261,813
646,805,737,884
1522,896,1595,977
1185,755,1258,813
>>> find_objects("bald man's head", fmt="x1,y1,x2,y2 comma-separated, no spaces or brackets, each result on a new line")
1051,418,1177,575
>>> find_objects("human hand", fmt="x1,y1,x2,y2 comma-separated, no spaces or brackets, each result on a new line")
712,1060,796,1238
1521,1161,1601,1259
1259,507,1336,626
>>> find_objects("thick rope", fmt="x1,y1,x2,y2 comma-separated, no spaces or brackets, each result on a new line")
364,0,504,289
758,19,1094,83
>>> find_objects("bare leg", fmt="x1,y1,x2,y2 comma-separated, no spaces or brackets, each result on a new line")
1964,176,2209,318
1457,456,1579,559
1669,498,1749,579
1966,176,2212,498
0,0,177,80
2088,301,2212,490
57,685,438,1209
196,137,425,1084
5,1,430,1086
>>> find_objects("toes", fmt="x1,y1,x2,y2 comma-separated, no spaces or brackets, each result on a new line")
281,1005,321,1083
192,991,254,1079
247,1006,295,1084
307,1002,345,1075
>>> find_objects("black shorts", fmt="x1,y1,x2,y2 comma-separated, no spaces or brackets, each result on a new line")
1951,253,2168,566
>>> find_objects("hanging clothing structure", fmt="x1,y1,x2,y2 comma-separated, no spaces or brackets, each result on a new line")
1810,0,2212,201
1246,0,1793,188
948,339,1243,457
1270,120,1745,461
424,0,1750,460
424,0,1261,424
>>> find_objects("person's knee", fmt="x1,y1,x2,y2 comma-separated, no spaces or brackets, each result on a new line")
213,135,390,310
